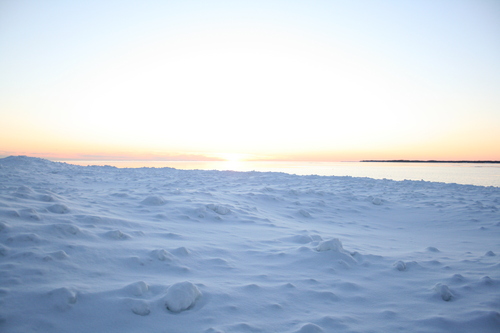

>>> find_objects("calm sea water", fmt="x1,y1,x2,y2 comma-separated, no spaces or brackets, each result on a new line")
60,160,500,187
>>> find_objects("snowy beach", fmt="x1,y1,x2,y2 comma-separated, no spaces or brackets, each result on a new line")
0,156,499,332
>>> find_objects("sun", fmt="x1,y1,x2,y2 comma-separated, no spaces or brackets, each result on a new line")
219,153,247,163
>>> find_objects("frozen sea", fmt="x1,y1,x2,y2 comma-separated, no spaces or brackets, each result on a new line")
62,160,500,187
1,156,499,332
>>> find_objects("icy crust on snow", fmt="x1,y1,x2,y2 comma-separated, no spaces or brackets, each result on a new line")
0,156,499,332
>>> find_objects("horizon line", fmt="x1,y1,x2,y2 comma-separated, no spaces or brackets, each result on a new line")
1,155,500,164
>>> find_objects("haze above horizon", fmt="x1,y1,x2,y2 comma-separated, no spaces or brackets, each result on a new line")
1,0,499,162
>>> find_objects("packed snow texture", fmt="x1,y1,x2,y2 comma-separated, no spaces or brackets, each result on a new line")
0,156,499,332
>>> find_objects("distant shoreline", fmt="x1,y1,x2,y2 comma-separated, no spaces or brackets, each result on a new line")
361,160,500,164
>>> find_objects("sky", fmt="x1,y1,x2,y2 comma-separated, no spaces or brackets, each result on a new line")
1,0,499,162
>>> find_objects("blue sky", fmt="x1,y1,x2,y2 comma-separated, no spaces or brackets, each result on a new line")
1,0,499,161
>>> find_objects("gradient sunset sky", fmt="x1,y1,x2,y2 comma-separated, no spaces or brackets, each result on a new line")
1,0,499,162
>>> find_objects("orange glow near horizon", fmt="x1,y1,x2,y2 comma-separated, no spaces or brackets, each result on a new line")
2,138,499,163
1,116,500,163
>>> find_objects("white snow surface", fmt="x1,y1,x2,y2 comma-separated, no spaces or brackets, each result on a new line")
0,156,499,332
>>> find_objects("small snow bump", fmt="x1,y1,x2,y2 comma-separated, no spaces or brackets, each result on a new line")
141,195,166,206
0,221,10,232
243,283,261,291
394,260,406,271
206,204,231,215
20,208,41,220
151,249,174,262
283,235,314,244
105,229,131,240
269,303,283,310
172,247,190,256
48,287,77,310
316,238,344,252
111,192,129,198
480,276,495,286
207,258,231,267
164,281,202,312
295,323,324,333
50,250,69,260
434,283,454,301
205,328,225,333
163,232,182,239
37,194,55,202
47,204,70,214
337,259,351,268
53,223,80,236
298,246,312,252
0,209,20,218
0,244,9,256
450,274,465,282
16,185,34,193
124,281,149,296
298,209,311,217
426,246,440,253
130,300,150,316
229,323,262,332
7,233,42,244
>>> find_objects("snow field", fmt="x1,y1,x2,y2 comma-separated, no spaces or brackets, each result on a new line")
0,156,499,332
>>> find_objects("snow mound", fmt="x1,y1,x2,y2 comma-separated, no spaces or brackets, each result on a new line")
48,250,69,260
479,276,495,286
0,209,19,219
0,155,58,169
37,194,55,202
295,323,324,333
123,281,149,296
141,195,166,206
0,244,10,256
7,232,42,244
20,208,41,220
434,283,454,301
0,221,10,232
51,223,81,236
164,281,202,312
47,204,70,214
105,229,131,240
48,287,77,310
206,204,231,215
172,246,190,256
426,246,440,253
394,260,406,271
151,249,174,261
281,234,321,244
315,238,357,266
316,238,344,252
130,299,150,316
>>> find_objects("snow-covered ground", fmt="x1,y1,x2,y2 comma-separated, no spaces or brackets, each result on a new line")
0,156,499,333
